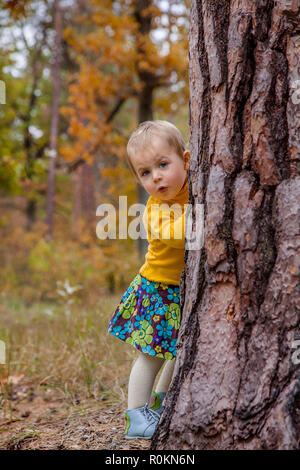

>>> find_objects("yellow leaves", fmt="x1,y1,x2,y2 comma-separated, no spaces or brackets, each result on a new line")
60,144,74,162
138,59,152,73
164,41,189,74
112,133,126,146
3,0,29,19
60,0,189,210
153,94,173,114
63,26,87,54
141,5,162,18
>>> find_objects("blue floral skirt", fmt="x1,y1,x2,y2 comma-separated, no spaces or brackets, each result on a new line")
108,273,181,360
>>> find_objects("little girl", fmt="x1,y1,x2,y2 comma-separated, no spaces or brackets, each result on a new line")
108,120,189,440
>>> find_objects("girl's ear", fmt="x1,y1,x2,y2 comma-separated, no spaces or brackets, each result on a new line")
183,150,190,171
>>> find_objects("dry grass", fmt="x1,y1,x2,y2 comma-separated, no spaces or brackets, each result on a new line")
0,290,154,450
0,289,136,420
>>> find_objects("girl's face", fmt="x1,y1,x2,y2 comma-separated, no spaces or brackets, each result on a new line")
130,134,189,201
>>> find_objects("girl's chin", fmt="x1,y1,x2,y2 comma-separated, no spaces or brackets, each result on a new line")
156,191,177,200
157,189,169,197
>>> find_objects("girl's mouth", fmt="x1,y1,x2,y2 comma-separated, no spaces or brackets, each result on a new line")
158,186,167,192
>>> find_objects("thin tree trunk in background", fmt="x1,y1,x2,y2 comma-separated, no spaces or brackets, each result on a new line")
26,199,37,230
71,162,96,239
46,0,62,238
81,161,96,227
135,0,156,259
22,22,49,228
71,165,82,240
152,0,300,450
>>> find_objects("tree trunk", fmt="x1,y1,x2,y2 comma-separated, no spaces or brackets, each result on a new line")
71,161,96,239
46,0,62,238
152,0,300,450
81,161,96,228
71,164,82,240
135,0,157,259
26,198,37,230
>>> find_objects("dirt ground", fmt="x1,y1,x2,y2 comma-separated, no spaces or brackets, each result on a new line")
0,377,151,451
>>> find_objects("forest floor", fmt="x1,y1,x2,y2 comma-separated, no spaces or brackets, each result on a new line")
0,377,150,451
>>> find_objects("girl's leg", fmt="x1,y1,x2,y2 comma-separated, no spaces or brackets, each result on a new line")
154,359,175,393
127,352,164,409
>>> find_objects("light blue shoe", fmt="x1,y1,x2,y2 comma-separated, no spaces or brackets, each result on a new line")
150,391,166,415
124,404,160,440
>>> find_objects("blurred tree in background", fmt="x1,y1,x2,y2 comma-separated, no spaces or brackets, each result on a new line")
0,0,189,305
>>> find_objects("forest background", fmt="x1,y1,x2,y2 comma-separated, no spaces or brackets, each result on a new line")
0,0,190,435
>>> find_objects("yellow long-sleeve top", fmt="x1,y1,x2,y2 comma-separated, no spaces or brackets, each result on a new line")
139,178,188,286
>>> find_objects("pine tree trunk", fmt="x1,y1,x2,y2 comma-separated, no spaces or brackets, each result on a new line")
151,0,300,450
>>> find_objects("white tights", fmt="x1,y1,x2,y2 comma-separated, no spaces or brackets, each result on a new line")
127,352,175,409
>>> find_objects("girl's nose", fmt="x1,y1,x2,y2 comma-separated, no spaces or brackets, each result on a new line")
152,170,162,182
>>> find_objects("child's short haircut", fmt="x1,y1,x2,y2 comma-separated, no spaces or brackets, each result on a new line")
126,120,187,181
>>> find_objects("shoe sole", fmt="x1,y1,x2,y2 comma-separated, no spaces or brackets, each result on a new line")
124,435,153,440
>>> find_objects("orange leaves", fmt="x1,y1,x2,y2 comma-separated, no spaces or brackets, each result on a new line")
60,0,189,182
3,0,30,19
141,4,162,19
59,144,74,163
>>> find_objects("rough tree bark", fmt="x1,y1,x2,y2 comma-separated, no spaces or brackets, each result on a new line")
152,0,300,450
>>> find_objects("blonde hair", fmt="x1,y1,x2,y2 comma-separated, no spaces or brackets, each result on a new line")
126,120,187,181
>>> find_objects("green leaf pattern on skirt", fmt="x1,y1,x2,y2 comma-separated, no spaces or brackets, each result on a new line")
108,273,181,360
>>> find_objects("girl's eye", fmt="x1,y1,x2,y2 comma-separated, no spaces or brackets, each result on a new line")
160,162,167,168
142,170,149,176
